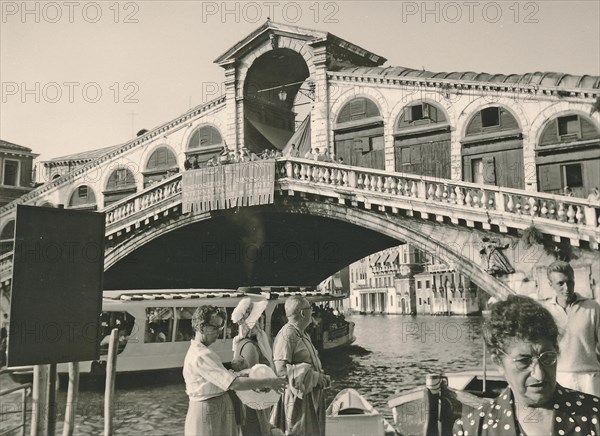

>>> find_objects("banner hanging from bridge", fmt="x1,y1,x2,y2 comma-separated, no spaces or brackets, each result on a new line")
181,161,275,213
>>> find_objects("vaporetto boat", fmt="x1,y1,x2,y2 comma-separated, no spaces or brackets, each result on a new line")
55,286,355,375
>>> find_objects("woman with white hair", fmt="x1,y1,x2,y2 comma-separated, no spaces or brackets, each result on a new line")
232,297,281,436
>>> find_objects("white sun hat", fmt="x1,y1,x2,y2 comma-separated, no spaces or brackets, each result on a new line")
235,364,282,409
231,297,268,329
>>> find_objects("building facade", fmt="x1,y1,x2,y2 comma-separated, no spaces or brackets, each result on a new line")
414,265,481,316
348,245,481,316
347,244,427,315
0,140,38,208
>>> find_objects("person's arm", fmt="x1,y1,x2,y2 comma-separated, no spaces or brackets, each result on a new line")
230,376,286,393
238,341,260,368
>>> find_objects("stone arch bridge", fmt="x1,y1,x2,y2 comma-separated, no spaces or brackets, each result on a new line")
1,158,599,301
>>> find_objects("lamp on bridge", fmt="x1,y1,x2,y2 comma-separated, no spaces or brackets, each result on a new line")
257,81,315,103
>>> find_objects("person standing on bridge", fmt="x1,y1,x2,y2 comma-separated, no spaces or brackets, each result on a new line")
543,260,600,396
270,295,330,436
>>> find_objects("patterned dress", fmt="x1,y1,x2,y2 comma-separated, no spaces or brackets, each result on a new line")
453,384,600,435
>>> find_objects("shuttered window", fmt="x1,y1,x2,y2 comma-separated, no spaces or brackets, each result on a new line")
188,126,223,149
557,115,581,140
337,97,381,124
538,165,562,192
146,147,178,170
2,160,19,186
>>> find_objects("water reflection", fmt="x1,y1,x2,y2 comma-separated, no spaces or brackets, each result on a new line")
2,314,486,434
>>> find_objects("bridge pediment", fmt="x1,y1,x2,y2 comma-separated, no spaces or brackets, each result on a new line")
214,20,386,69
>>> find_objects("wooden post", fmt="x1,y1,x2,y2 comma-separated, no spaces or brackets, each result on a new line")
62,362,80,436
104,329,119,436
483,340,487,394
31,364,49,436
47,363,58,436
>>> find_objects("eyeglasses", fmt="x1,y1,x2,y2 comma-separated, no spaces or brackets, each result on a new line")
498,349,558,371
300,305,312,314
203,323,224,333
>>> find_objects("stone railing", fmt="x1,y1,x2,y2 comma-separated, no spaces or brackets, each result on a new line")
275,158,600,248
103,172,183,236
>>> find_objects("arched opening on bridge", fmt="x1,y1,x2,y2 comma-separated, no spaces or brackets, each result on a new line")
243,48,310,154
536,112,600,198
0,219,14,255
103,208,398,290
186,125,225,167
104,167,137,206
394,100,451,178
68,185,97,210
334,97,384,170
143,145,179,187
461,105,523,189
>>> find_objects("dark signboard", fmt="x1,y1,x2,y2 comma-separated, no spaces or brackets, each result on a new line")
7,205,105,366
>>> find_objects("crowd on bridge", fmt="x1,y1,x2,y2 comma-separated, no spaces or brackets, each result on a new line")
184,147,283,171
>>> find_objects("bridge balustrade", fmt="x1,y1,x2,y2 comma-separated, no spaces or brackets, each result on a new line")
276,158,600,248
103,173,182,237
0,158,598,286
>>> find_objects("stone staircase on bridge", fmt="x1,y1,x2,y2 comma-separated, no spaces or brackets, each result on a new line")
1,158,599,286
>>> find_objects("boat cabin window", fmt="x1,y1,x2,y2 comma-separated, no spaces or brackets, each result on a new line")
175,307,196,342
145,307,174,343
99,311,135,354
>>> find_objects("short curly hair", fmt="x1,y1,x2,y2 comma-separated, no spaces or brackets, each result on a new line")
483,295,558,359
191,305,225,332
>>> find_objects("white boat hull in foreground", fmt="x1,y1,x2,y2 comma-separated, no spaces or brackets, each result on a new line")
326,388,397,436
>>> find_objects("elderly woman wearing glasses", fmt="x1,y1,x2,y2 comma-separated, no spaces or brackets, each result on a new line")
454,295,600,435
183,305,287,436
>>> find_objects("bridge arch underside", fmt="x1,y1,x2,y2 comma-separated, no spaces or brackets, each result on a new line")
104,199,514,300
103,204,398,290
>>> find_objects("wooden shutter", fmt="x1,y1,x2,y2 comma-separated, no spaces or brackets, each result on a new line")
350,99,367,120
539,120,558,145
403,106,413,122
463,158,472,182
538,164,562,192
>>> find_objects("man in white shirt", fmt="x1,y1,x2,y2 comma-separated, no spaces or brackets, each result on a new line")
543,261,600,396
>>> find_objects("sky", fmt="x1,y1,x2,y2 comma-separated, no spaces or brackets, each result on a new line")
1,0,599,163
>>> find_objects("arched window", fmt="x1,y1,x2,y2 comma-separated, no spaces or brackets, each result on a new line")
334,97,384,170
69,185,97,210
186,125,225,168
0,220,14,255
394,101,450,178
143,146,179,187
536,113,600,198
461,106,523,189
104,167,137,206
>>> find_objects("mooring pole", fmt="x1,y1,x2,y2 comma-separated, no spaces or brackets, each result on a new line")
104,329,119,436
62,362,80,436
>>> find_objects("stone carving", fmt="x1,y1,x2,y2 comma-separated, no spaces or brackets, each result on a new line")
479,236,515,275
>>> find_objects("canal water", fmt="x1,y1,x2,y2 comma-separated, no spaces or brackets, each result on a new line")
2,315,488,435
